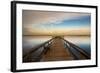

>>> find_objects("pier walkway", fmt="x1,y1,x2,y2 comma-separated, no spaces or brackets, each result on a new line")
42,37,74,61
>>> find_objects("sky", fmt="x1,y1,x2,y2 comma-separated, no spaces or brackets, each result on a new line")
22,10,91,36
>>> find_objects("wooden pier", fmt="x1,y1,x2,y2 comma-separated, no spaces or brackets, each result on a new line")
42,37,74,61
23,36,90,63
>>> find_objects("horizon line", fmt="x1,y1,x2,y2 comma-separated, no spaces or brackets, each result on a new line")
23,35,90,36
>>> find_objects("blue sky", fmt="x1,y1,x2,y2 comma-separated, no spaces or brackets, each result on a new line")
23,10,91,35
42,15,91,29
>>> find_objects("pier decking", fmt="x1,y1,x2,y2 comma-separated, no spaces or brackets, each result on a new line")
42,38,74,61
23,36,90,63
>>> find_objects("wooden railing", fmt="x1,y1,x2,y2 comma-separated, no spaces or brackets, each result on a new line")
23,37,54,62
61,37,90,59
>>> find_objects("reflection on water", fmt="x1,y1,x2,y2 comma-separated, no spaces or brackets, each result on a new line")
23,36,51,55
23,36,90,56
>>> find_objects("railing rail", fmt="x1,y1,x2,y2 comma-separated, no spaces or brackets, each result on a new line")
23,37,54,62
61,37,90,59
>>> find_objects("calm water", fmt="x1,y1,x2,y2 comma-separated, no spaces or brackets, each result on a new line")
23,36,90,56
23,36,52,55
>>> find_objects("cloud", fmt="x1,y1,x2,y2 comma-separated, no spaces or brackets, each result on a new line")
22,10,91,35
23,10,90,26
